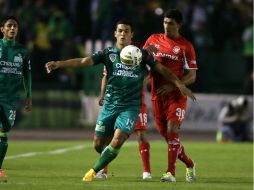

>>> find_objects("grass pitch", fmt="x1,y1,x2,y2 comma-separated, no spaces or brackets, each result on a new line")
1,140,253,190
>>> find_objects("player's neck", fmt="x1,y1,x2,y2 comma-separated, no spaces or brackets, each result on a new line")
2,37,16,46
165,33,180,39
116,42,131,50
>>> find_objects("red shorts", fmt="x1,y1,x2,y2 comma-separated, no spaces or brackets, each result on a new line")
134,104,148,130
152,94,187,136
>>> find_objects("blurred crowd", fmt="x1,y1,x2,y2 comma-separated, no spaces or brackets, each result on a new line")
0,0,253,94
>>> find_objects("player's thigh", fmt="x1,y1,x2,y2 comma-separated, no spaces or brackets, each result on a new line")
0,104,16,132
134,104,148,130
166,97,187,126
115,109,139,135
152,100,167,137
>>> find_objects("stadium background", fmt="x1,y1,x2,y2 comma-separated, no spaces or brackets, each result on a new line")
0,0,253,140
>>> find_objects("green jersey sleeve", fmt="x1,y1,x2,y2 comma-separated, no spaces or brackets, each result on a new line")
22,51,32,98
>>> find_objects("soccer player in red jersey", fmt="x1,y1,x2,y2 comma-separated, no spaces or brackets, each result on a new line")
143,9,198,182
96,69,151,180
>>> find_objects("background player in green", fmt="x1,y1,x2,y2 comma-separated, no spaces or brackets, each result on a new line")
0,16,32,182
45,20,195,182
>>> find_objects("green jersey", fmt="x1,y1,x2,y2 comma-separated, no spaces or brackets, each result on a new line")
92,47,157,107
0,37,32,106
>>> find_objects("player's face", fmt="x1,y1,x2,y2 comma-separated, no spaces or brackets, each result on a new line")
163,17,181,38
1,19,18,40
115,24,133,49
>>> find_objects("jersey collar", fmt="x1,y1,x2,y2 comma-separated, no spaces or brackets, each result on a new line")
2,37,16,46
164,33,181,40
114,45,121,53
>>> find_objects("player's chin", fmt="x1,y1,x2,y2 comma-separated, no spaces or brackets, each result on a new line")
8,34,16,39
165,31,174,38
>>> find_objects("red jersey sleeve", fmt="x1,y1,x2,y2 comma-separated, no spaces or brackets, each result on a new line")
183,42,197,70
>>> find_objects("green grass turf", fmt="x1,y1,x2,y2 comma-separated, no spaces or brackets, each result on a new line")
1,140,253,190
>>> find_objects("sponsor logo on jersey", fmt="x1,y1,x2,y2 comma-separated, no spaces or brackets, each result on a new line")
173,46,180,54
153,52,179,61
14,54,23,63
0,60,22,75
154,43,160,48
113,62,138,77
109,54,116,62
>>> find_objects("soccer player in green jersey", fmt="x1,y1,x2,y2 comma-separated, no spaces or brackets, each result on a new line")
45,20,195,182
0,16,32,182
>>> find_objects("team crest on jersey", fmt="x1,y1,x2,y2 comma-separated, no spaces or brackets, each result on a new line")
14,54,23,63
154,43,160,48
172,46,180,54
109,54,116,62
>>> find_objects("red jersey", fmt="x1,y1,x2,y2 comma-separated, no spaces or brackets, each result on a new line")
143,34,198,100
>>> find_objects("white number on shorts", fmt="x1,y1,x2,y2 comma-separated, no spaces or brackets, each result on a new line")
138,113,148,126
126,119,135,130
9,110,16,121
176,108,185,121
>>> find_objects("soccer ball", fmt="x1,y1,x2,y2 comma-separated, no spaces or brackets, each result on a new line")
120,45,142,67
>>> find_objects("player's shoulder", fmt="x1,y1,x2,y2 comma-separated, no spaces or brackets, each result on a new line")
104,47,119,54
178,35,194,47
148,33,164,40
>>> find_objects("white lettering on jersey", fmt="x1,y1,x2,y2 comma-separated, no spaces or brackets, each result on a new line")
153,52,179,60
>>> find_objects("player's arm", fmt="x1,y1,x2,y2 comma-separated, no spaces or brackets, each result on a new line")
218,105,239,123
99,75,107,106
181,69,196,85
152,63,196,101
181,42,197,85
45,56,94,73
22,54,32,112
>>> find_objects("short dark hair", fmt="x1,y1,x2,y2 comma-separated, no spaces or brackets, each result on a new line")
164,9,183,24
1,15,19,27
115,19,134,32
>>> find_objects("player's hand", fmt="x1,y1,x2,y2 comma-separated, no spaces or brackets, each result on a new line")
98,97,104,106
45,61,60,73
145,45,158,55
176,83,196,101
157,84,174,96
25,98,32,112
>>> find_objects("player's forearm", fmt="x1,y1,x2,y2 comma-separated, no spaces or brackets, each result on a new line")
181,70,196,85
155,64,183,88
221,116,238,123
57,57,94,68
